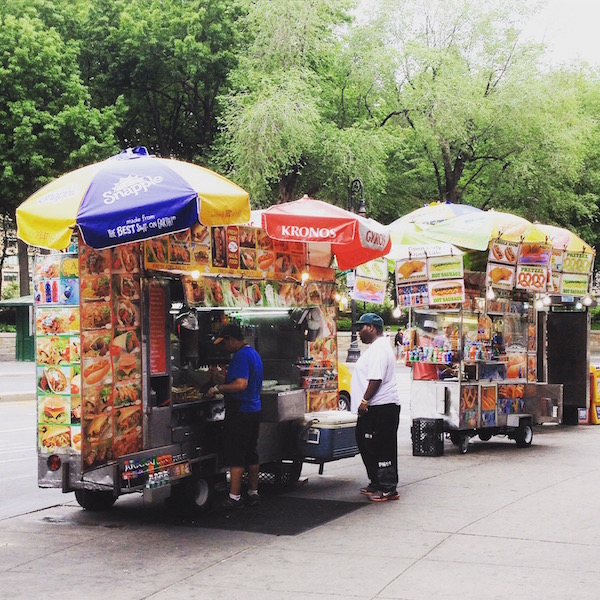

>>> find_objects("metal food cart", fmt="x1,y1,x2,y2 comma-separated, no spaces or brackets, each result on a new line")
395,236,596,454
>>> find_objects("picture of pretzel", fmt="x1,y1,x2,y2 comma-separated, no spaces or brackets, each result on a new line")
461,386,477,411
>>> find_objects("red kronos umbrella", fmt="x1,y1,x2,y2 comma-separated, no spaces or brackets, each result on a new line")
260,195,391,270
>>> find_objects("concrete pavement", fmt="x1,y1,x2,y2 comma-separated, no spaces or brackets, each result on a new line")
2,389,600,597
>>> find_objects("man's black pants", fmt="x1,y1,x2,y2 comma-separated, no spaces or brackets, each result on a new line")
356,403,400,492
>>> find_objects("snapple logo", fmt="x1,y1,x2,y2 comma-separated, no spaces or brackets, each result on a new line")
281,225,336,239
103,175,164,205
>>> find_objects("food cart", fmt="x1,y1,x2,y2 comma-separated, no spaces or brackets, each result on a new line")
396,235,594,454
19,157,392,511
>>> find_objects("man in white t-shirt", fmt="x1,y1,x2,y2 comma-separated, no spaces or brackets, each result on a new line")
350,313,401,502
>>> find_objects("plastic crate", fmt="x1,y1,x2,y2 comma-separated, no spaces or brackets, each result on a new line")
411,418,444,457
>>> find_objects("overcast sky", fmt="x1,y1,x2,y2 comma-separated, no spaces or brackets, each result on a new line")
523,0,600,66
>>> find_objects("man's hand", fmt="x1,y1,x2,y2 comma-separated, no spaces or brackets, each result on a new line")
358,401,368,416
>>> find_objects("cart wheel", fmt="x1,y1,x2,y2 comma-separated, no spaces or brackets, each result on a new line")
515,423,533,448
460,436,470,454
274,460,303,490
339,391,351,412
74,489,117,511
174,466,214,514
479,432,492,441
449,431,461,446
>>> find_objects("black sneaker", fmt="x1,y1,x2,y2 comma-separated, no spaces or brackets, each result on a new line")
245,492,260,507
360,484,379,496
370,489,399,502
218,495,245,510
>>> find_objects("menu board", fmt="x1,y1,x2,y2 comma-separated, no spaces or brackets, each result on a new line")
480,384,497,427
143,225,323,280
34,253,81,456
79,241,143,470
351,276,387,304
395,254,465,307
149,281,167,375
563,251,593,275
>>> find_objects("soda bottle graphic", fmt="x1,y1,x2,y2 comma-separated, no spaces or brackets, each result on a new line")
51,280,59,303
44,281,52,303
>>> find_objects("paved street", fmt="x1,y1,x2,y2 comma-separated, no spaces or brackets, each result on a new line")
2,351,600,599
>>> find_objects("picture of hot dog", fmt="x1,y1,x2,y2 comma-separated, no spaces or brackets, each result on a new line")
83,358,111,386
491,245,504,261
504,246,517,262
258,251,274,270
212,227,227,267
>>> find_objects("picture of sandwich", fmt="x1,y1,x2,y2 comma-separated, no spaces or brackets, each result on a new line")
44,367,69,394
191,223,210,244
42,396,67,424
112,330,141,354
430,281,463,298
115,354,139,381
114,406,142,437
39,425,71,453
84,413,112,443
82,358,111,386
116,298,138,327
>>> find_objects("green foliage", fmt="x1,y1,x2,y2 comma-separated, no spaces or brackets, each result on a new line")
1,282,19,300
0,1,121,217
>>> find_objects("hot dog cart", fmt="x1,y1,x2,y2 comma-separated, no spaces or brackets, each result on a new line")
395,237,595,454
18,151,396,512
32,223,360,511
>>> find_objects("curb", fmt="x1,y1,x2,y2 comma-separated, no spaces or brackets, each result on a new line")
0,392,36,403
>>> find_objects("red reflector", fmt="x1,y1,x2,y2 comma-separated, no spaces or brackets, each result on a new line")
47,455,62,471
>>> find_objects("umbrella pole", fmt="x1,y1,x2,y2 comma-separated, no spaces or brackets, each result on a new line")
346,178,366,363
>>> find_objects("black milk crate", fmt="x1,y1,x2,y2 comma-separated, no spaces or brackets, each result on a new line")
411,418,444,457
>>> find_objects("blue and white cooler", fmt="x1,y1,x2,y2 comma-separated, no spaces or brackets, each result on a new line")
298,411,359,468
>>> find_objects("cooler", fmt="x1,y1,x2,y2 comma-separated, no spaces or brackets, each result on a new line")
298,410,359,462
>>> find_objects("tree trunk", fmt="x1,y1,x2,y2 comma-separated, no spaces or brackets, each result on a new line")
18,239,30,297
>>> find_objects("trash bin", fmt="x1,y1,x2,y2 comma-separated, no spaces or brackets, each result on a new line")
411,418,444,456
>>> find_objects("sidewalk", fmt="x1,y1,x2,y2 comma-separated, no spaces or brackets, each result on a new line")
0,359,35,402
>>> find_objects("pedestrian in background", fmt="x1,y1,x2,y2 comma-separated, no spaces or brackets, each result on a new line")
394,329,403,362
350,313,401,502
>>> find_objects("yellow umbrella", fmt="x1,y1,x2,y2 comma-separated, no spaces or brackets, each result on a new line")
425,210,546,251
534,223,595,254
16,147,250,250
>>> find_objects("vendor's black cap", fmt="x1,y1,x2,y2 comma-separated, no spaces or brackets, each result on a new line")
214,323,244,344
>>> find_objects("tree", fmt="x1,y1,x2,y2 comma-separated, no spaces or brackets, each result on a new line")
0,3,121,292
217,0,395,208
354,0,598,231
70,0,248,161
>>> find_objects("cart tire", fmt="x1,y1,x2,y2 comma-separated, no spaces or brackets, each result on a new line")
339,391,351,412
460,436,470,454
449,431,461,446
515,423,533,448
479,432,492,441
176,467,214,514
74,489,117,511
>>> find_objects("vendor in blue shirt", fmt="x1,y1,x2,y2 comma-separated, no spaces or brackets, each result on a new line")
208,323,263,509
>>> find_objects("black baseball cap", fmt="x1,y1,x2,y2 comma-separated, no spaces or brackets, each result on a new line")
213,323,244,344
